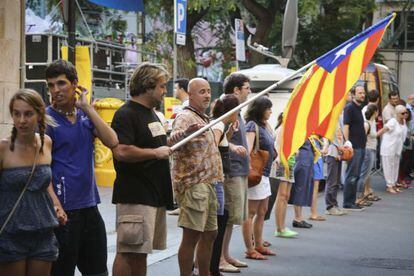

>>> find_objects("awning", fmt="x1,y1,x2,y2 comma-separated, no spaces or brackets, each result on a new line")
88,0,144,12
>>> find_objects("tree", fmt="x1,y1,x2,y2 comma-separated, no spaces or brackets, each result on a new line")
291,0,376,68
144,0,237,78
381,0,414,48
240,0,285,65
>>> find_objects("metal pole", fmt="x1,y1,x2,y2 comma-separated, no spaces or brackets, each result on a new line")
67,0,76,65
171,60,316,151
173,34,177,83
20,0,26,88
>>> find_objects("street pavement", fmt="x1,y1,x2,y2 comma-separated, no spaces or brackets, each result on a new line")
78,175,414,276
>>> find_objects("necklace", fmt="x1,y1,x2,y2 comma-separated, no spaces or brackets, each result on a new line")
53,106,77,117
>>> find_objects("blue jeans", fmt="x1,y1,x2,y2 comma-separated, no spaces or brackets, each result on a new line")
343,148,365,207
214,182,225,216
357,148,376,193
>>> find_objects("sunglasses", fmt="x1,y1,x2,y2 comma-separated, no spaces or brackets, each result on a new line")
400,112,408,115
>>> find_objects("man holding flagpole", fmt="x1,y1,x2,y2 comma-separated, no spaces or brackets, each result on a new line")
342,85,367,211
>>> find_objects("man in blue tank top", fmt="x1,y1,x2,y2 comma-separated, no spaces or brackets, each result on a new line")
45,60,118,276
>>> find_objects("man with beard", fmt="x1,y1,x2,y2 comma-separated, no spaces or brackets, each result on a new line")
170,78,224,276
382,91,400,123
342,85,367,211
111,63,175,276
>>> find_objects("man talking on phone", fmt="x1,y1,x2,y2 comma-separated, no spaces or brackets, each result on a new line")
45,60,118,276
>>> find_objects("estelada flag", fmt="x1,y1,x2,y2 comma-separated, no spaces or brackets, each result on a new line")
280,13,396,173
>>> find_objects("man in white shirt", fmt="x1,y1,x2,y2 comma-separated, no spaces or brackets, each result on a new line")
382,91,399,123
174,78,189,107
362,89,379,119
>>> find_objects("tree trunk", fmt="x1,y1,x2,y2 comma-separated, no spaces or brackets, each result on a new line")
250,18,274,65
241,0,281,65
176,7,210,78
177,34,197,78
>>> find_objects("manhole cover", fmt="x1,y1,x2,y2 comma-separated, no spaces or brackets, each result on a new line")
354,258,414,270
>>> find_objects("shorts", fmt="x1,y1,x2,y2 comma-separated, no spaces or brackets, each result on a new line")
176,183,218,232
314,157,324,180
275,162,295,183
223,176,248,225
116,204,167,254
248,176,271,200
215,182,225,216
0,229,58,263
52,206,107,276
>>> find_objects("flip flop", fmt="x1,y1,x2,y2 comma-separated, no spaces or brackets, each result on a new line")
309,215,326,221
227,259,248,268
219,263,240,273
245,250,267,260
255,246,276,256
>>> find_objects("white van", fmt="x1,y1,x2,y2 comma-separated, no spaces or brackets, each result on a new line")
236,63,399,129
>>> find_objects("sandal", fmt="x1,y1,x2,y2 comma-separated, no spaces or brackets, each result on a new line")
366,194,381,201
227,259,248,268
255,246,276,256
359,200,373,207
262,241,272,247
386,187,397,194
309,215,326,221
245,250,267,260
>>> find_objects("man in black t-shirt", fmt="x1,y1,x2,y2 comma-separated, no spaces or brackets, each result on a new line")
111,63,173,276
343,85,367,211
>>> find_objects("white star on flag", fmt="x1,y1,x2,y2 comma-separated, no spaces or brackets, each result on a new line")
331,42,354,64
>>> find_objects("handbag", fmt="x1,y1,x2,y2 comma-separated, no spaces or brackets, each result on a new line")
338,145,354,161
248,123,269,188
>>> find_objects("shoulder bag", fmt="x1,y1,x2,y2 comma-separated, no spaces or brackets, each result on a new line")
248,123,269,188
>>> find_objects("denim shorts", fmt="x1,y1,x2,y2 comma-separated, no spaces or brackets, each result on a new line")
0,229,58,263
215,182,225,216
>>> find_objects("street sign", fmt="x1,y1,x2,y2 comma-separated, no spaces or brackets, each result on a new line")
235,19,246,62
174,0,187,46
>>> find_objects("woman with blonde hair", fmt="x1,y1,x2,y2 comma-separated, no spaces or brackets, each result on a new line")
377,104,408,194
0,89,66,275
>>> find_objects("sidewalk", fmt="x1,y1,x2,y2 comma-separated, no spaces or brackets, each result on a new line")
83,175,414,275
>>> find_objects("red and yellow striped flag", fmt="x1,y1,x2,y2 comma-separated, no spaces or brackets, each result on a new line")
280,13,396,172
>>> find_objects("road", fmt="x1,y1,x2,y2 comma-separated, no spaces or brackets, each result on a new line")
80,174,414,276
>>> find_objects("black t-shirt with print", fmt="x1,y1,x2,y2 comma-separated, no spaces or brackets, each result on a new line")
343,101,367,149
111,100,173,209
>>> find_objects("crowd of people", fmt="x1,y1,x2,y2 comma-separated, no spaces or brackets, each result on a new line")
0,60,413,276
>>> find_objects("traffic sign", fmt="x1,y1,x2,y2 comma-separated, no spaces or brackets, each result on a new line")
174,0,187,45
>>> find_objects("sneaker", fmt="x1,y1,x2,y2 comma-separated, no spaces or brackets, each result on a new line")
292,220,313,228
325,207,344,216
343,204,365,211
274,228,298,238
168,208,180,215
336,207,348,215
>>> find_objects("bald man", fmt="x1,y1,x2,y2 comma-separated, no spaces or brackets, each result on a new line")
169,78,223,276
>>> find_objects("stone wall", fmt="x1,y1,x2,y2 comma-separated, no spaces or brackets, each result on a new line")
0,0,22,138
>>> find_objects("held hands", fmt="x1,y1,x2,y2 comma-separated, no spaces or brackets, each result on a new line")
55,206,67,226
154,146,172,159
231,144,247,157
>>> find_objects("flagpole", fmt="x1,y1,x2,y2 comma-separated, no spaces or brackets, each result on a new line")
171,60,317,151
